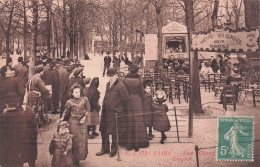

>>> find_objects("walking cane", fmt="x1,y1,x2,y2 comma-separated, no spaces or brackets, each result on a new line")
115,113,122,161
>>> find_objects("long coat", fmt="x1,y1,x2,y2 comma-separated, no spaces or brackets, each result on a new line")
50,133,73,167
0,107,37,166
86,78,100,126
57,67,70,101
99,79,129,135
152,103,171,132
123,74,149,149
42,68,60,109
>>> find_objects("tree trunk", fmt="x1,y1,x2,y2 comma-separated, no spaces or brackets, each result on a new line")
130,22,134,61
5,1,15,58
244,0,260,76
244,0,259,28
211,0,219,28
184,0,202,138
23,0,27,59
155,2,163,62
54,20,59,58
69,3,74,58
51,12,55,59
5,34,10,58
46,0,51,58
29,0,38,80
62,0,66,58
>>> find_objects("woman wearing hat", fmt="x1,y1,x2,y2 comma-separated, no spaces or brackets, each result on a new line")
123,65,149,151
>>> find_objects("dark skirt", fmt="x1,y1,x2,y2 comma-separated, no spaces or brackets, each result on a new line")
124,95,149,150
0,107,37,166
88,109,99,126
69,117,88,160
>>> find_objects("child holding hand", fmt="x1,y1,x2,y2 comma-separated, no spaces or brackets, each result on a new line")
49,121,73,167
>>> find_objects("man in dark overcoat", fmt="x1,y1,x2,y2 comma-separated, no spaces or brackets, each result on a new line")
103,52,111,77
210,56,219,73
42,61,60,114
97,67,129,157
56,60,70,117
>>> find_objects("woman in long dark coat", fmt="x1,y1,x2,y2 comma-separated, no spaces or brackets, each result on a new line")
86,77,101,138
123,65,149,151
0,68,37,167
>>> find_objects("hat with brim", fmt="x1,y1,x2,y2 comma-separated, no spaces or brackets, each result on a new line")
107,67,117,76
35,67,43,73
83,77,91,85
74,67,84,76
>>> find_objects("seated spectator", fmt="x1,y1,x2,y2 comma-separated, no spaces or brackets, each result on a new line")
202,62,213,80
219,69,242,103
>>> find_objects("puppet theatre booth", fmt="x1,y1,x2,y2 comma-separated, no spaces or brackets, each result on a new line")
192,27,259,82
144,21,189,68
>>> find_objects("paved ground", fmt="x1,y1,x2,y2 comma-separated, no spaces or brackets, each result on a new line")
0,54,259,167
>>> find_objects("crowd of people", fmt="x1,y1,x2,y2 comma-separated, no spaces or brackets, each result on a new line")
159,55,190,75
0,54,171,167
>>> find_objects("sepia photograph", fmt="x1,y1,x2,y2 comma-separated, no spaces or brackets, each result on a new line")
0,0,259,166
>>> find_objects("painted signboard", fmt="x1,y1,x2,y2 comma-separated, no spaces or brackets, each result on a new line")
144,34,158,61
192,28,259,52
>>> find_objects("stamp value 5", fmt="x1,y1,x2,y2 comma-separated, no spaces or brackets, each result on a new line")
217,116,254,161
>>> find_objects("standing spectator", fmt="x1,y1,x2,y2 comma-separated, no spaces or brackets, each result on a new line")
133,54,140,66
210,56,219,73
49,121,73,167
123,65,149,151
5,57,13,69
42,62,60,114
86,77,101,139
0,67,37,167
3,68,25,108
59,84,90,167
14,57,23,71
96,67,129,157
26,67,51,125
142,82,154,140
113,55,121,71
61,67,85,118
67,50,70,58
218,54,225,74
57,60,70,117
82,77,91,97
103,52,111,77
152,94,171,144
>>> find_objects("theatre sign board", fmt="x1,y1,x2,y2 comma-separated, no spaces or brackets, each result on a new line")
191,28,259,52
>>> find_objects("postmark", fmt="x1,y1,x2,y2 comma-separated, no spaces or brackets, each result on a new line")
217,116,254,161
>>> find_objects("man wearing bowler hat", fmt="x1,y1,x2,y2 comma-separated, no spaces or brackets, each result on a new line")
97,67,129,157
103,52,111,77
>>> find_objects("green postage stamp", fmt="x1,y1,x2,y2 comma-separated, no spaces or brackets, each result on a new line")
217,116,254,161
